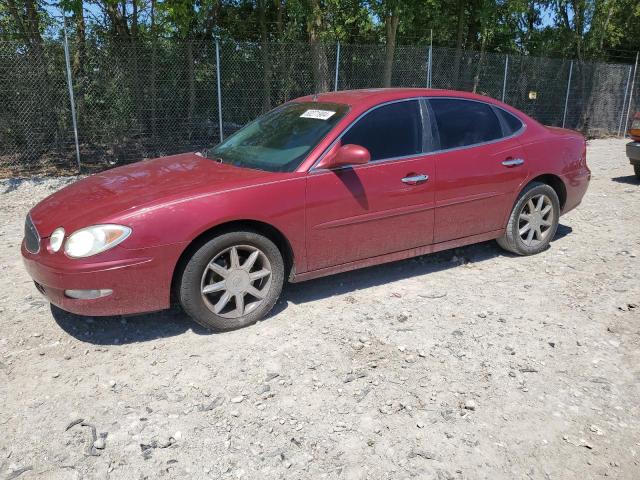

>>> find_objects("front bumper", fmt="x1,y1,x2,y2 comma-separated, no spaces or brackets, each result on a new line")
22,242,187,316
627,141,640,164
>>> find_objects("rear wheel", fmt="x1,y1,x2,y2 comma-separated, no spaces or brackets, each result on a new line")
634,164,640,179
179,231,284,331
497,181,560,255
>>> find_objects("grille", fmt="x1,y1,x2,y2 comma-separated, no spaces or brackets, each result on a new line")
24,215,40,253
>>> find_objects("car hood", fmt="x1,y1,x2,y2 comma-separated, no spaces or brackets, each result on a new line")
29,152,276,236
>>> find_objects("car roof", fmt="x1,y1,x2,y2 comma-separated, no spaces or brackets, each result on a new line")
295,88,505,110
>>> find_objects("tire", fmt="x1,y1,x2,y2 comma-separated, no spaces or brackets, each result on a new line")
179,230,284,331
634,164,640,180
497,181,560,255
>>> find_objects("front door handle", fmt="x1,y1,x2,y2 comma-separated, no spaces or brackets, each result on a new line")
502,158,525,167
401,174,429,185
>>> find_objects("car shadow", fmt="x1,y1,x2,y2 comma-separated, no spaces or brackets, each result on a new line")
50,304,211,345
555,223,572,241
51,224,573,344
611,175,639,185
276,224,572,311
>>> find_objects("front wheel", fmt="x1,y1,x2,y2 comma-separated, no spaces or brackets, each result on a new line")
497,182,560,255
179,231,284,331
634,164,640,180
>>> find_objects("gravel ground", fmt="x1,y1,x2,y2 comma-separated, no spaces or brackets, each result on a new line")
1,138,639,480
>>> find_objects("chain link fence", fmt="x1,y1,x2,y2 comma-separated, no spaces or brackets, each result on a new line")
1,36,638,177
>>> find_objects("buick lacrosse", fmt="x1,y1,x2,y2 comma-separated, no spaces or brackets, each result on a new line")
22,88,590,330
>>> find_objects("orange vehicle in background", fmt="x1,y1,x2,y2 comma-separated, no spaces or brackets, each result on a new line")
627,112,640,179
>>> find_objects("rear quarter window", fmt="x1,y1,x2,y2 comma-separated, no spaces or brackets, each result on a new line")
496,108,524,135
429,98,503,150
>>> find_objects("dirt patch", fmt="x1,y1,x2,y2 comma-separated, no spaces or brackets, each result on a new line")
0,138,638,479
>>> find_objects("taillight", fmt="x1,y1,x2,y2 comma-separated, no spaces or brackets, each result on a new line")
630,112,640,141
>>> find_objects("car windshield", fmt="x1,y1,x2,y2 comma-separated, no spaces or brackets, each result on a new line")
207,102,349,172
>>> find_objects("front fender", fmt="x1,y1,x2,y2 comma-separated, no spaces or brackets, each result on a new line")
110,175,308,273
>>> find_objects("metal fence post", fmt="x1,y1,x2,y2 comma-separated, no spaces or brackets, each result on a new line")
427,30,433,88
334,41,341,91
63,21,81,172
618,65,633,136
215,38,224,142
623,52,639,137
501,55,508,102
562,60,573,128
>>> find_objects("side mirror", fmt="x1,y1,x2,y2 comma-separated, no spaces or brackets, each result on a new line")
317,143,371,169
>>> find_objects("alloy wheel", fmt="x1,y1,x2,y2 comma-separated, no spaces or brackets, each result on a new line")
200,244,272,319
518,194,554,247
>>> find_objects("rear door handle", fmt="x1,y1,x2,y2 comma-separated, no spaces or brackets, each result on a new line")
401,174,429,185
502,158,525,167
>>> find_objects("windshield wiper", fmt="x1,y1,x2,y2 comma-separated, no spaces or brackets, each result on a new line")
200,148,224,163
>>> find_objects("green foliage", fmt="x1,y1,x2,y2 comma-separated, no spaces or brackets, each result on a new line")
0,0,637,174
1,1,638,60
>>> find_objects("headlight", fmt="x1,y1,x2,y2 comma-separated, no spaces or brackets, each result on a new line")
49,227,65,252
64,224,132,258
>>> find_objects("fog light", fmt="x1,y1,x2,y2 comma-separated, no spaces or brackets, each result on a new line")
64,289,112,299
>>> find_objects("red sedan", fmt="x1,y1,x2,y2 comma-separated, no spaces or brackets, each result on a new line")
22,88,590,331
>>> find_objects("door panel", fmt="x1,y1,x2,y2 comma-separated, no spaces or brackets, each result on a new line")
427,97,529,243
305,156,435,271
434,138,528,243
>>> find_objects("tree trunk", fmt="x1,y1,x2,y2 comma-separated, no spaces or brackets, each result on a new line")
73,3,86,126
472,28,487,93
5,0,29,45
104,1,130,39
461,0,480,90
465,0,480,50
570,0,586,61
150,0,157,140
273,0,284,104
186,40,196,141
597,3,615,53
24,0,44,55
130,0,143,131
452,0,465,89
382,12,399,88
258,0,272,111
6,0,44,55
567,1,587,128
203,0,221,40
307,0,329,93
309,41,329,93
274,0,283,35
7,0,49,160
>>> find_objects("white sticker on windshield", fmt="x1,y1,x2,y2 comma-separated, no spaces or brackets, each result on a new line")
300,109,336,120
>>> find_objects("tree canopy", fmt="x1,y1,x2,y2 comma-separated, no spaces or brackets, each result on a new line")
1,1,638,62
1,1,637,175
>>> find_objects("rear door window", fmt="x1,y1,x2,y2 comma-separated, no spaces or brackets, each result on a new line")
429,98,503,150
341,100,423,161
